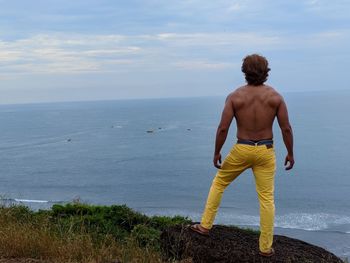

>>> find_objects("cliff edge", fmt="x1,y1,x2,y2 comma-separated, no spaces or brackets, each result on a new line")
160,224,344,263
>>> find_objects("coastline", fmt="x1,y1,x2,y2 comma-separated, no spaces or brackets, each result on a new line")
137,207,350,260
2,199,349,260
274,227,350,261
0,203,346,263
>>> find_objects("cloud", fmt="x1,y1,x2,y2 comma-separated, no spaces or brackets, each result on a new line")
0,50,21,61
173,60,236,70
151,32,281,50
0,34,141,74
227,3,242,12
0,29,349,76
284,30,350,50
304,0,350,18
0,32,281,75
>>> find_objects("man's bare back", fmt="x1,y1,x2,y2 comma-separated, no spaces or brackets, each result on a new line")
214,84,293,170
229,84,282,141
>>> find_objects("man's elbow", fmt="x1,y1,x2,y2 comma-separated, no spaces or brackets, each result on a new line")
281,124,293,134
217,125,229,134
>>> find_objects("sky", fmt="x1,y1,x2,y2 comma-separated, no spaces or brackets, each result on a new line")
0,0,349,104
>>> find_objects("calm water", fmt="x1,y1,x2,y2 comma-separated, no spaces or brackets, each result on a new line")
0,90,349,259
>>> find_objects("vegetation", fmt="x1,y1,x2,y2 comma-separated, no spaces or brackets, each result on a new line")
2,203,345,262
0,203,191,263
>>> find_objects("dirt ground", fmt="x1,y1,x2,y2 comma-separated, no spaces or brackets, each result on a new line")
161,224,344,263
0,259,49,263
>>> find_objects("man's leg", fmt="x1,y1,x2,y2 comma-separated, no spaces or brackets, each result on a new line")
252,146,276,253
201,144,252,229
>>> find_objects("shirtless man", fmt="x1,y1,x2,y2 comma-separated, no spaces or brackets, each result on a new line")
190,54,294,257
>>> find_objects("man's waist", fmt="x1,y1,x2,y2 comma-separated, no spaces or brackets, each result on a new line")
236,139,273,146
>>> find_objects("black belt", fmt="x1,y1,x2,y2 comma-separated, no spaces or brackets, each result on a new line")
237,139,273,146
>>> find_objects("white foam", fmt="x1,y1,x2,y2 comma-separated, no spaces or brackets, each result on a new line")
139,208,350,233
14,199,49,203
217,212,350,232
278,213,350,231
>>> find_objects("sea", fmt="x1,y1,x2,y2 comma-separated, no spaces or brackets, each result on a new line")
0,90,349,260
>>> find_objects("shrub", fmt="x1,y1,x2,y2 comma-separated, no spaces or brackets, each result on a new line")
131,224,161,248
150,215,191,231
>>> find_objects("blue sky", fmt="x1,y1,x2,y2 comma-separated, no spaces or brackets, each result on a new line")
0,0,349,104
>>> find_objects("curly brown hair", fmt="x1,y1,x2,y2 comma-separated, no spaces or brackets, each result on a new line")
241,54,270,86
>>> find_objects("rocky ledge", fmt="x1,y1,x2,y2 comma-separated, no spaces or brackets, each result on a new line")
160,224,344,263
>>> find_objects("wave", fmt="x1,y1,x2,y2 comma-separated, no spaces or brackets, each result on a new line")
2,201,350,234
217,213,350,234
139,208,350,234
276,213,350,231
1,198,65,204
0,127,105,151
218,212,350,232
14,199,48,203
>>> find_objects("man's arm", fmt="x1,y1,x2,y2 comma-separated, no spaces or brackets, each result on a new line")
276,98,294,170
213,96,235,168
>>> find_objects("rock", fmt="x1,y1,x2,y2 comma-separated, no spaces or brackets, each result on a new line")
160,224,343,263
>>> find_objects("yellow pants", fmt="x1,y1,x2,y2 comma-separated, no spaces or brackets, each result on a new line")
201,143,276,253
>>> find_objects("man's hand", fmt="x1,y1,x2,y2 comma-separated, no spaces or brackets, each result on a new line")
284,154,294,170
213,153,222,169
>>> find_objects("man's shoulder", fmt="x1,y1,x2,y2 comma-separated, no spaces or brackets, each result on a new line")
226,87,246,108
264,85,284,107
228,84,283,100
228,85,246,97
264,84,277,93
264,85,283,98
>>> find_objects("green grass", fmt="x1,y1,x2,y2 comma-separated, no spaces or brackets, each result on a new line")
0,203,191,262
